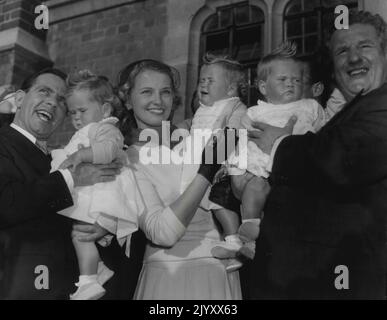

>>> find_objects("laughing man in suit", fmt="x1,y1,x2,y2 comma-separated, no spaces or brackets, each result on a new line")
0,68,121,299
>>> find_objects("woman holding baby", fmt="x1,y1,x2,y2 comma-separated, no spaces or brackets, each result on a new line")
117,59,242,299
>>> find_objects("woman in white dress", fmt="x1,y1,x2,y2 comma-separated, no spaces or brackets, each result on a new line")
117,59,242,300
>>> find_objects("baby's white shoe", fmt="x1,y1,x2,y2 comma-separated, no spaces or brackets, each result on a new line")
70,275,105,300
211,235,244,272
97,261,114,285
212,234,243,257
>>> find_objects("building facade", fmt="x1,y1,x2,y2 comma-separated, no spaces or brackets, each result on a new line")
0,0,385,147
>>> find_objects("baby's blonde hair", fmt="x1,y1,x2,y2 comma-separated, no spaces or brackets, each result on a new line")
66,69,125,120
256,41,300,82
202,52,247,97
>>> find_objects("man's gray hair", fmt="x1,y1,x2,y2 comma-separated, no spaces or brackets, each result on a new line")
329,11,387,51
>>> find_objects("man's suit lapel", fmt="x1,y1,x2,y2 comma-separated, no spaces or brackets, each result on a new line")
325,83,387,128
323,90,364,129
1,126,51,175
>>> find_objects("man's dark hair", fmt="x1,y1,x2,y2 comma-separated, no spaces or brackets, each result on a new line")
300,46,334,105
20,68,67,92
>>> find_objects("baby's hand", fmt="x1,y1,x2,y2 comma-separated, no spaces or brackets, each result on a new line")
59,151,84,171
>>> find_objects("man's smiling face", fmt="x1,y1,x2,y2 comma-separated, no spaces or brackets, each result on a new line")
331,23,387,101
14,73,67,140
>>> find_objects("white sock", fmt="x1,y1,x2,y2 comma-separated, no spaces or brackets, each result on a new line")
242,218,261,226
78,274,98,285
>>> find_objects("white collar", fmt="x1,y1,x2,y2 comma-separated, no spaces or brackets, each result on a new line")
10,123,37,144
199,96,239,108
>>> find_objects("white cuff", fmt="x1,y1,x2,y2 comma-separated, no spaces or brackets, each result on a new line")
266,135,289,172
59,169,74,193
164,207,186,240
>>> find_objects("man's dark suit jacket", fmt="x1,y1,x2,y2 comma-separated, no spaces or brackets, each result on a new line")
0,125,76,299
243,84,387,299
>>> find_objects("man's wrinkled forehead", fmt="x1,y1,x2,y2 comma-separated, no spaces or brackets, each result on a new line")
330,23,382,50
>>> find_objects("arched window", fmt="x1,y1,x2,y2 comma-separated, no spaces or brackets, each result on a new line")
200,2,265,106
284,0,358,56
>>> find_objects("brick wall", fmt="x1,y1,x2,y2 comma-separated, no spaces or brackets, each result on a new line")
12,45,52,86
47,0,169,147
0,0,19,31
0,0,47,40
0,49,14,86
48,0,167,80
0,0,51,87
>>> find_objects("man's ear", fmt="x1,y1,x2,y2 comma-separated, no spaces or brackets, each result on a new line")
258,80,267,96
102,102,113,118
311,82,324,98
14,90,26,111
227,82,238,97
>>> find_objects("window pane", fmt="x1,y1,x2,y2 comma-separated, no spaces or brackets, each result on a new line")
235,26,262,61
286,19,302,37
205,31,229,55
304,0,321,11
287,37,303,53
242,66,260,107
203,15,218,32
219,8,232,28
285,0,302,15
305,35,318,54
322,0,357,7
235,5,249,25
250,6,264,23
200,4,264,108
304,16,318,34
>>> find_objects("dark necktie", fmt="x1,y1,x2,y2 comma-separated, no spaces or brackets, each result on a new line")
35,140,48,155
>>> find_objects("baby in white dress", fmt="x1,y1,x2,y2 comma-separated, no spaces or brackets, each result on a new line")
213,42,345,262
51,70,144,300
177,54,247,270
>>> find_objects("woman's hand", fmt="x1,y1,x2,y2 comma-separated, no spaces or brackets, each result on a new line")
198,128,238,183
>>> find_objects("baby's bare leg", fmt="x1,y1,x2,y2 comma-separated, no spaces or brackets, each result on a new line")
72,223,100,275
238,175,270,246
241,175,270,220
213,208,240,236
